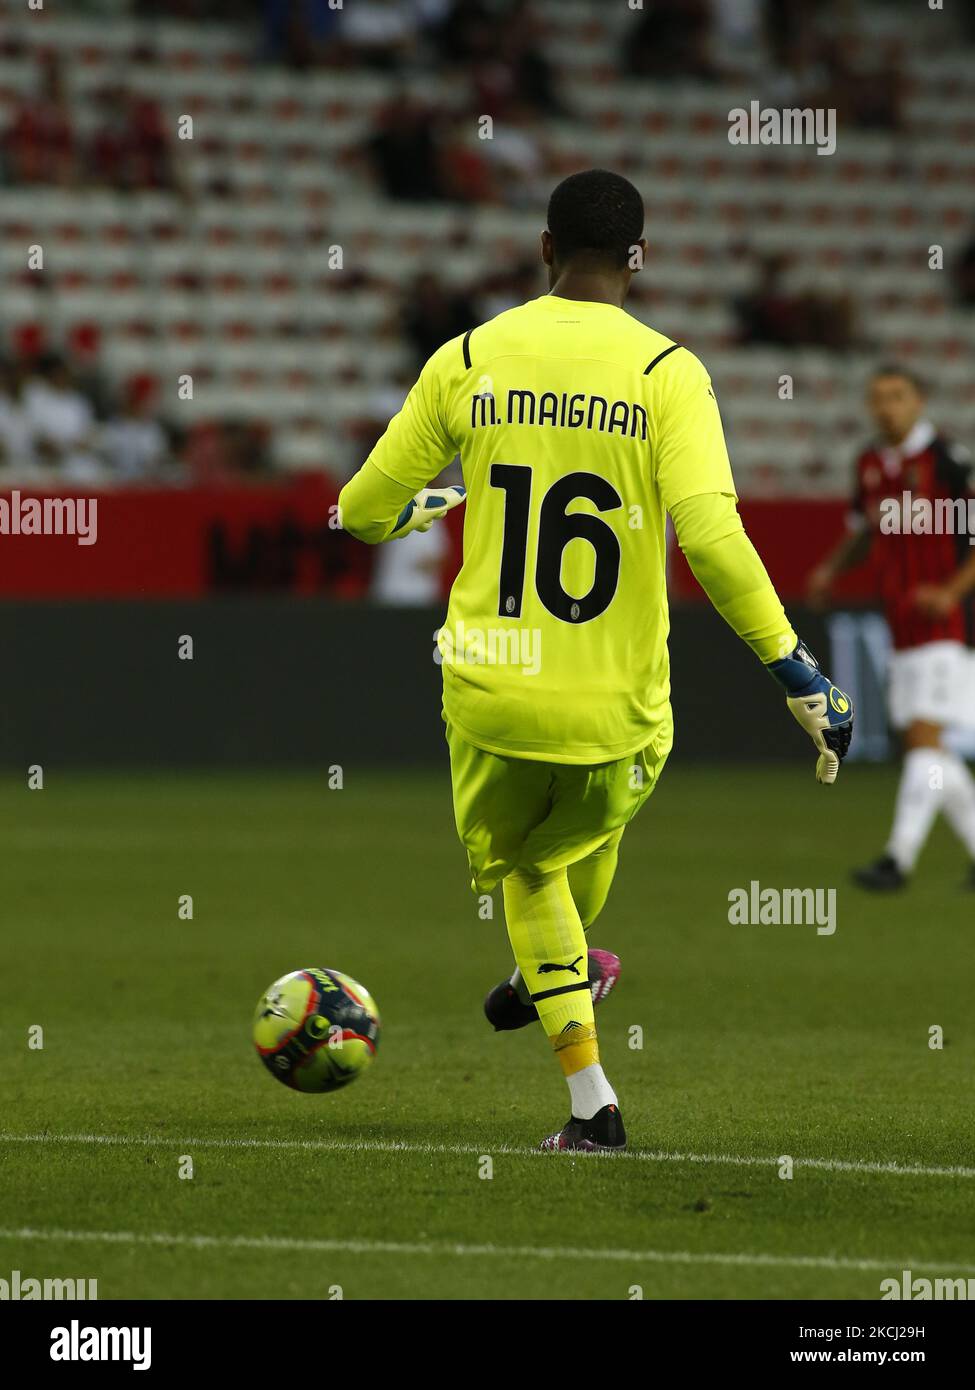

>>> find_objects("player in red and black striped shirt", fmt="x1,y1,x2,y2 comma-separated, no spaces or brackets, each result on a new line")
809,365,975,890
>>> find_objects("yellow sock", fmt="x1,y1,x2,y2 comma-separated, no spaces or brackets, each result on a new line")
501,866,598,1075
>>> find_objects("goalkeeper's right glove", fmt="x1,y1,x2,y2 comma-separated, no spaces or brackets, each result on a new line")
767,638,854,784
390,484,466,539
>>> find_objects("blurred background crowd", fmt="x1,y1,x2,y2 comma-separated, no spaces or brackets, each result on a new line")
0,0,972,493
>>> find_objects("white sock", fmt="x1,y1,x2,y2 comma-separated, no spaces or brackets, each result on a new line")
509,967,531,1004
567,1063,617,1120
885,747,945,872
941,752,975,859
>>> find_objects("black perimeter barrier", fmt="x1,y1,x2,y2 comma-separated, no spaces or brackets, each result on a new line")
0,600,834,767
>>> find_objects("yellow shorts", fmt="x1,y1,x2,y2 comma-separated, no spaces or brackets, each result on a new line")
445,720,670,893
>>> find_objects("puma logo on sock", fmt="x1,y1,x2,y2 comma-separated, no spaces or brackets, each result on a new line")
538,955,584,976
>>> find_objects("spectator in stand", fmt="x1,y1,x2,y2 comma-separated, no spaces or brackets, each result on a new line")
340,0,419,70
368,96,446,201
710,0,765,78
4,55,77,186
23,354,102,481
0,359,38,477
955,228,975,308
100,375,169,481
476,99,545,209
765,3,903,131
734,254,796,347
262,0,342,69
623,0,717,81
66,322,112,421
504,1,566,114
438,117,498,203
820,32,905,132
402,273,477,369
128,92,175,188
764,0,829,76
180,420,272,483
134,0,243,14
435,0,495,65
475,259,542,320
223,421,273,475
470,2,566,117
734,253,856,351
181,422,231,484
88,87,174,191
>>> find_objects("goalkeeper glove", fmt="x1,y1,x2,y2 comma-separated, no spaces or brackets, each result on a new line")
390,484,466,539
767,638,854,784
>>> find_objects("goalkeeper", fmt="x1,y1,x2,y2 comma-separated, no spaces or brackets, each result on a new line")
339,169,853,1153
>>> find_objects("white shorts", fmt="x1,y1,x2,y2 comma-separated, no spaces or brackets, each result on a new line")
888,640,975,731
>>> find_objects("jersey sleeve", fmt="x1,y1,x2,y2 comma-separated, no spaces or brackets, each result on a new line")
670,491,797,665
650,349,737,511
339,340,461,543
934,438,974,498
846,454,870,533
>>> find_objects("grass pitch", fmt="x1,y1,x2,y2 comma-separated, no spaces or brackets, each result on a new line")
1,763,973,1300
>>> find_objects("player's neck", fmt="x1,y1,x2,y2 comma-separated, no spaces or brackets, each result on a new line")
547,273,628,308
883,418,927,449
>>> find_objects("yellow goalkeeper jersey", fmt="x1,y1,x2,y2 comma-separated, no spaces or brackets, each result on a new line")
340,294,740,765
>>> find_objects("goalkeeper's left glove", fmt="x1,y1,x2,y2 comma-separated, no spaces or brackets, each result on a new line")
390,485,466,539
766,638,854,784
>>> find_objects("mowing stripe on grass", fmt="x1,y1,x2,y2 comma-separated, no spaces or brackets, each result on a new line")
1,1131,973,1180
1,1226,974,1275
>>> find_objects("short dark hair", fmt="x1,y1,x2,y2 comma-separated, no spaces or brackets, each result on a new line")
546,169,644,270
871,362,927,395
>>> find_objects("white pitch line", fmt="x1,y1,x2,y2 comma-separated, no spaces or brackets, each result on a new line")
1,1226,973,1276
1,1131,973,1180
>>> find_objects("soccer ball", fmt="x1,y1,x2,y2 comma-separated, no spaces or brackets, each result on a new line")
253,967,381,1093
